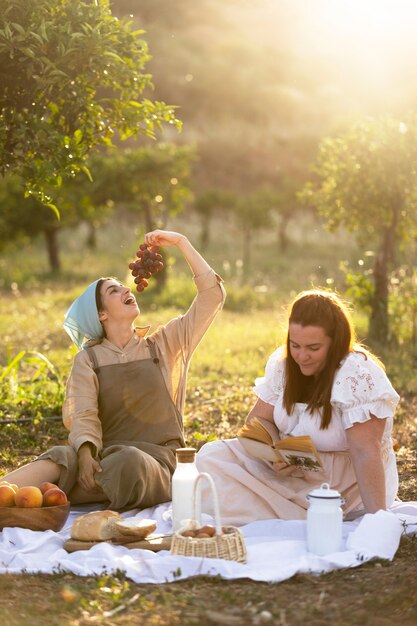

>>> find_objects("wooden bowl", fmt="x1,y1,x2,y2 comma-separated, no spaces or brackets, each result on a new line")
0,503,71,532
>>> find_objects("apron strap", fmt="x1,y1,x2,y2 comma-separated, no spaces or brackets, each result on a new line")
146,338,160,365
86,342,159,373
85,346,100,373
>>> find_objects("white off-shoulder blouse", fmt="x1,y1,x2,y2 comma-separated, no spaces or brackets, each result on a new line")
254,346,400,452
253,346,400,507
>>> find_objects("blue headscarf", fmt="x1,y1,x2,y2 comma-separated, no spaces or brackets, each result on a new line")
63,279,104,350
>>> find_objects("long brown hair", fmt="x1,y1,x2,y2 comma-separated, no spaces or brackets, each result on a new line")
283,290,362,429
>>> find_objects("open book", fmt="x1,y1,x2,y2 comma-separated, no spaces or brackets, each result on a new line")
237,417,323,471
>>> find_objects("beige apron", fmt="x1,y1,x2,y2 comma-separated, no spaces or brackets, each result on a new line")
38,339,185,510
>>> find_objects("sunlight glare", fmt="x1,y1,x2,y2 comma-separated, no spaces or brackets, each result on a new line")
288,0,417,109
316,0,417,49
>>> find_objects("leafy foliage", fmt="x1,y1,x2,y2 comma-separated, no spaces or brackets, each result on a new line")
300,115,417,342
0,349,65,421
0,0,180,207
301,116,417,242
389,265,417,348
0,143,193,272
109,144,194,229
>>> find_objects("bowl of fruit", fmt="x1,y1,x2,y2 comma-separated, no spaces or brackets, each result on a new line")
0,481,70,532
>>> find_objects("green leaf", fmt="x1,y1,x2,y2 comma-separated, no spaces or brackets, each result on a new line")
0,351,26,381
21,47,35,57
73,129,83,144
80,164,93,182
10,22,26,35
103,51,124,63
46,201,60,220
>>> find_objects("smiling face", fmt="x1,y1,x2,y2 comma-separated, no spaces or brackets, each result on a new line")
98,279,139,325
288,324,332,378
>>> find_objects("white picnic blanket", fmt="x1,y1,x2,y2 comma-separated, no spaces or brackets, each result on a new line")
0,501,416,583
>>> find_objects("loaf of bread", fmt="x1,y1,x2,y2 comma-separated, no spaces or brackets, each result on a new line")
70,510,123,541
114,518,157,539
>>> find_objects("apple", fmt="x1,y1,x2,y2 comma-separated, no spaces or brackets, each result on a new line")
42,487,68,507
14,486,43,508
0,484,16,507
39,481,58,495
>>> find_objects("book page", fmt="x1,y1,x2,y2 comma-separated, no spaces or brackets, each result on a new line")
236,417,274,446
237,436,280,463
275,435,318,454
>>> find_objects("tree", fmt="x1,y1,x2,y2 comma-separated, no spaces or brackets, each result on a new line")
0,175,72,271
0,0,180,209
0,144,192,272
0,169,115,272
300,116,417,343
113,144,193,230
101,144,194,289
230,191,273,276
260,178,308,252
193,189,233,250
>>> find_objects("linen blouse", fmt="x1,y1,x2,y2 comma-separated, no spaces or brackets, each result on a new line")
254,347,400,453
63,269,225,453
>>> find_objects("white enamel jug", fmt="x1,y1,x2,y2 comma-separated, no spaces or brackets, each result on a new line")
306,482,345,555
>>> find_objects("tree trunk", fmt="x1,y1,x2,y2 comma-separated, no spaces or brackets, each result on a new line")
369,207,398,344
369,252,389,343
277,212,290,252
44,227,61,273
143,203,166,292
85,221,97,249
199,213,211,251
242,228,252,279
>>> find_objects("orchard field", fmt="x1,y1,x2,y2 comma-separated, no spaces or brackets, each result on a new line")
0,215,416,626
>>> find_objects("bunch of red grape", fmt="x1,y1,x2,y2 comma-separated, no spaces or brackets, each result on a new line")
128,243,164,292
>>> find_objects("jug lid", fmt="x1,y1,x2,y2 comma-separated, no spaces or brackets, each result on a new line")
308,482,342,499
175,447,197,463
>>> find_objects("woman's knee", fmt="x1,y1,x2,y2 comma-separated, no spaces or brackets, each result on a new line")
101,446,146,475
196,440,225,467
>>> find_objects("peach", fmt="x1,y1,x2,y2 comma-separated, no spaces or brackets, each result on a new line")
39,481,58,495
42,487,68,507
14,486,43,508
0,484,16,507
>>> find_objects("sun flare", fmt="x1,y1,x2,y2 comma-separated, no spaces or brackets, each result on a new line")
309,0,417,59
272,0,417,113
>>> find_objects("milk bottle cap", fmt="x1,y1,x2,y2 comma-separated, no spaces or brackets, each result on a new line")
175,448,197,463
307,482,342,499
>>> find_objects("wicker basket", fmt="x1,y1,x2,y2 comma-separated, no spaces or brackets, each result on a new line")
170,472,247,563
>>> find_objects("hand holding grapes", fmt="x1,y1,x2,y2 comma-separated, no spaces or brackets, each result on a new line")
144,230,186,248
129,229,211,293
128,242,164,293
129,231,191,293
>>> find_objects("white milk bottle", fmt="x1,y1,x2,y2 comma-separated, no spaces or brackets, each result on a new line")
172,447,200,531
306,482,345,555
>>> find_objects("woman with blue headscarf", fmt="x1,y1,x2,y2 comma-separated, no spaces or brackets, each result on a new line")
4,230,225,511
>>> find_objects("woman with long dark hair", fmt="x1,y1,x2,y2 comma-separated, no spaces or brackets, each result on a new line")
197,290,399,524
